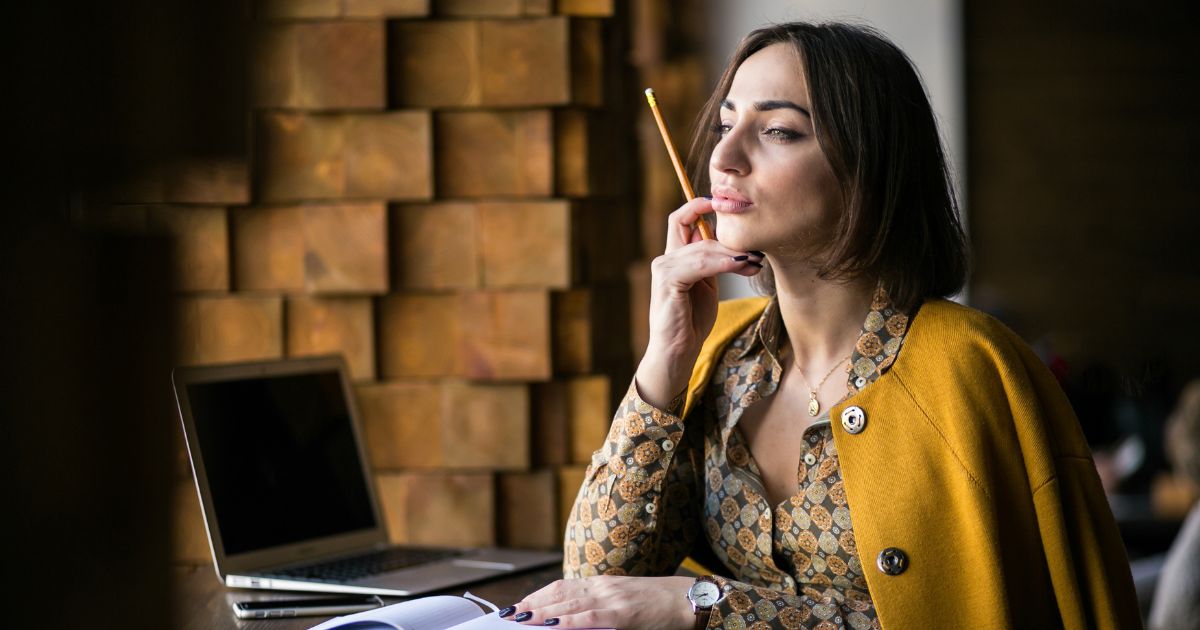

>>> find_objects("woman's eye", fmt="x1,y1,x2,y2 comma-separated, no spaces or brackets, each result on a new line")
712,122,733,136
762,127,801,141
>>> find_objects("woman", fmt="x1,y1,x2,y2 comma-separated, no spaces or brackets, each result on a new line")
503,22,1140,629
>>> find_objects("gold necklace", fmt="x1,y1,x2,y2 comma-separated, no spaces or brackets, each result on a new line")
793,354,852,417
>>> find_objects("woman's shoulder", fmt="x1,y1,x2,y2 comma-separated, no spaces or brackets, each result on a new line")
894,299,1087,461
897,298,1070,408
905,298,1028,358
895,298,1054,394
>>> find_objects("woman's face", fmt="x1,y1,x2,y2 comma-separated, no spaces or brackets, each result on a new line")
708,43,843,259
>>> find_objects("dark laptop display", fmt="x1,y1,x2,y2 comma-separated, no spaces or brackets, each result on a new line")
173,355,561,596
187,370,375,555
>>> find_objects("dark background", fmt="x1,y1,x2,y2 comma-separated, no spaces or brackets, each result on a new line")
3,2,247,627
965,0,1200,486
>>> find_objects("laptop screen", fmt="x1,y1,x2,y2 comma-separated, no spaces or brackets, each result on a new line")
186,369,376,556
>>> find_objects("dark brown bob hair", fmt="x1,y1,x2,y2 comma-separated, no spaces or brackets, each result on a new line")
689,22,968,310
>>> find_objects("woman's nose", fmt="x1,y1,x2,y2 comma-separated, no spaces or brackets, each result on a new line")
709,131,750,176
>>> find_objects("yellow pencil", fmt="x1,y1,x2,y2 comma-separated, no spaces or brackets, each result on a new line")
645,88,715,241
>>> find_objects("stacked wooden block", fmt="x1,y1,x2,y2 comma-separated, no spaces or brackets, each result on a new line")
92,0,639,562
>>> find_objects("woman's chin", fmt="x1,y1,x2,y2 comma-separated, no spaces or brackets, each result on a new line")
713,229,757,253
710,217,761,250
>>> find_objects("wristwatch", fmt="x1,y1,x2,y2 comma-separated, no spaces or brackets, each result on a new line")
686,576,723,630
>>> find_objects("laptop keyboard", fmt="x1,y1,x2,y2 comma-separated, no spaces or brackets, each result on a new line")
265,547,464,582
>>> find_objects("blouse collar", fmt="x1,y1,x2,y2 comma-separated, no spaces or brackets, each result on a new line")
735,284,913,392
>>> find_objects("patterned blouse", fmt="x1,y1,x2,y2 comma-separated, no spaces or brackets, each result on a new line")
563,288,912,629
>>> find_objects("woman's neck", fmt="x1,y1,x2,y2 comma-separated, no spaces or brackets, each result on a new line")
771,257,875,369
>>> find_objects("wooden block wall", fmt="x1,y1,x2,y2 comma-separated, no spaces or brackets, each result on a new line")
391,18,596,107
145,206,231,292
287,297,376,379
533,375,612,464
175,296,283,365
357,380,529,469
498,471,560,549
253,21,386,109
257,111,433,201
435,110,553,197
257,0,430,20
112,158,251,205
458,289,552,380
171,480,211,565
376,472,496,546
232,202,389,293
117,0,641,560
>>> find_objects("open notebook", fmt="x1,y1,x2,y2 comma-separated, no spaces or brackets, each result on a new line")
308,592,613,630
308,593,506,630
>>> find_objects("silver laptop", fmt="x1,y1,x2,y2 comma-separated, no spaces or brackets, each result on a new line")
171,355,560,596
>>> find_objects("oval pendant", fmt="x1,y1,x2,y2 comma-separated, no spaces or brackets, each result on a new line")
808,396,820,417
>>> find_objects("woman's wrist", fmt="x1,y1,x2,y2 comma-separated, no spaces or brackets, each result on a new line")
635,345,696,412
664,575,703,630
633,375,686,414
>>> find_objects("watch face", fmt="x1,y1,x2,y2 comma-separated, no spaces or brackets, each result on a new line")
689,581,721,607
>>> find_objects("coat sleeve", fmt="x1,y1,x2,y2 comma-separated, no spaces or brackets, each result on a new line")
1015,339,1143,630
1033,456,1144,630
562,380,704,578
700,577,876,630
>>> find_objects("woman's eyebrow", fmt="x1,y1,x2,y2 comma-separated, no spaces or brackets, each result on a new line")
756,100,811,118
720,98,811,118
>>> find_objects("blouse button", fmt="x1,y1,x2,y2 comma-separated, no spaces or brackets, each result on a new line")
644,502,657,514
803,453,817,466
841,406,867,434
661,439,674,451
876,547,909,575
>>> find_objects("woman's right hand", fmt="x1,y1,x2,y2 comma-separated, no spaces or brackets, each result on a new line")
635,197,763,409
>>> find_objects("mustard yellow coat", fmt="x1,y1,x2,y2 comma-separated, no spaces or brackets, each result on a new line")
682,297,1141,629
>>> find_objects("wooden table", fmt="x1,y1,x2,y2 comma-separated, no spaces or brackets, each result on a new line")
173,563,565,629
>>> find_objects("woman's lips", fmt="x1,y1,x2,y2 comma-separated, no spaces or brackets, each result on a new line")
710,193,754,214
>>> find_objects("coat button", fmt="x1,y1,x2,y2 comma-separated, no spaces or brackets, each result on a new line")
840,406,866,434
876,547,908,575
803,452,817,466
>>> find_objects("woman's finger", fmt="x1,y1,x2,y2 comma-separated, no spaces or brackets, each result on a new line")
728,256,765,277
533,608,617,629
512,597,598,626
508,575,693,628
652,241,764,289
665,197,716,252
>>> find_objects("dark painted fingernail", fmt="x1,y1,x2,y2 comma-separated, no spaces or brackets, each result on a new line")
499,606,516,618
701,195,712,200
514,611,533,622
543,619,560,626
748,261,763,268
732,255,748,261
750,250,765,257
